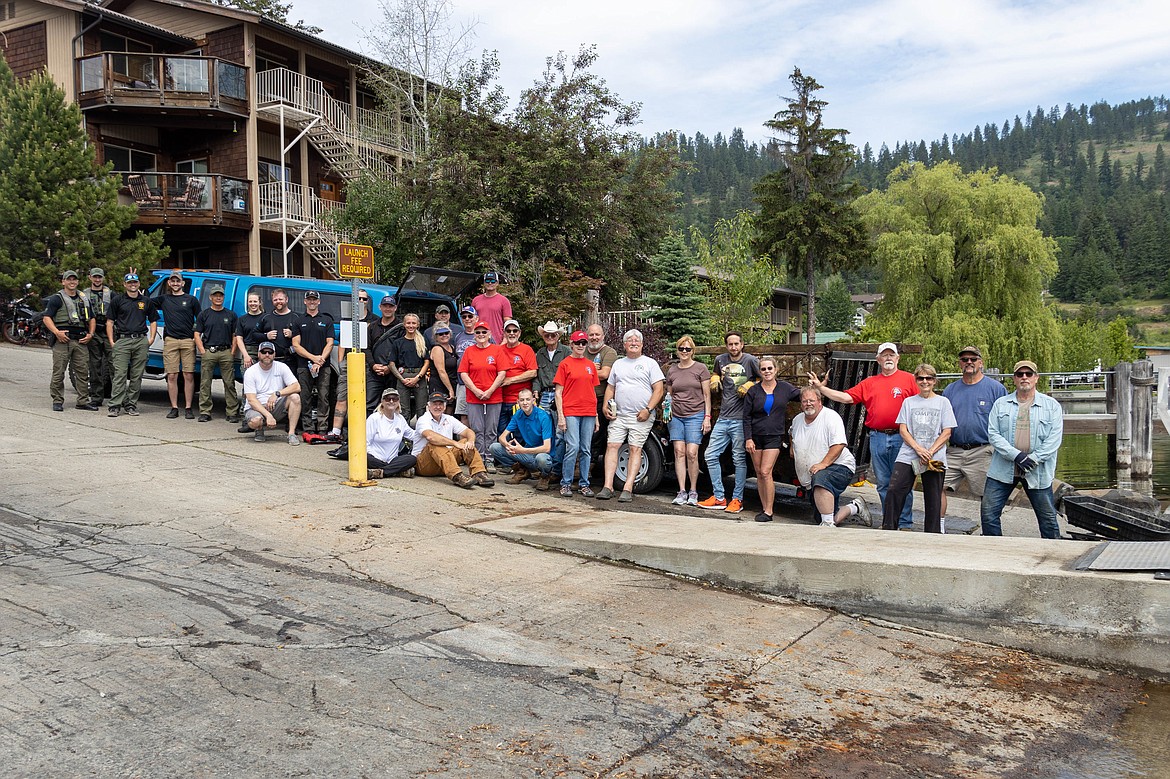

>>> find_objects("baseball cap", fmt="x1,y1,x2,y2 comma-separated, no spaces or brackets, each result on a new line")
61,269,79,280
877,342,898,356
958,345,982,358
124,273,139,282
472,320,490,331
258,341,276,352
570,329,587,342
460,305,477,317
1013,359,1039,374
434,324,452,335
381,386,400,398
537,320,559,334
427,391,449,404
435,303,450,313
379,296,397,307
304,290,320,299
89,267,105,277
206,283,225,295
503,318,520,330
168,269,183,280
484,271,499,283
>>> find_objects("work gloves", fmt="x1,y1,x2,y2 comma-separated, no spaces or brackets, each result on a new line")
1014,451,1038,472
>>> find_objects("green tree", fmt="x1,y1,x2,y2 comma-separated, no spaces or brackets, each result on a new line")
645,233,710,344
1102,317,1139,365
855,162,1061,371
754,67,866,345
816,273,855,332
692,211,786,342
210,0,322,34
0,56,166,298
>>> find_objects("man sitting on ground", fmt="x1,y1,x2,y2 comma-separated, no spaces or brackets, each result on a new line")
412,392,494,489
366,387,418,480
489,388,557,489
243,341,302,445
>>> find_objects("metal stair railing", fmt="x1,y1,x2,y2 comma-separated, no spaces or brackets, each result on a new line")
258,181,352,278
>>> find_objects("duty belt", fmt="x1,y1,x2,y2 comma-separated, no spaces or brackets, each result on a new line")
118,332,146,339
206,345,231,352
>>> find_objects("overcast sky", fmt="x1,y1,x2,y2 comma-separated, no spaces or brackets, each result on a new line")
297,0,1170,151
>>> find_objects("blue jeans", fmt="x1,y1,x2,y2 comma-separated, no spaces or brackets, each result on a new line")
869,430,913,528
705,417,746,501
496,402,515,436
980,476,1060,539
489,442,554,475
560,416,594,488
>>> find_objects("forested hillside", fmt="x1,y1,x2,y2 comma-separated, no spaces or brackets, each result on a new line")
654,97,1170,304
853,97,1170,301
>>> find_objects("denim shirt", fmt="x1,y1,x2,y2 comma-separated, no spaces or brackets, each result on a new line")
987,391,1063,489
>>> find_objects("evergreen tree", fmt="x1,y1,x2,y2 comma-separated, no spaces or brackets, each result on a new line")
754,67,866,344
0,55,166,297
692,211,785,340
644,233,710,344
815,273,855,332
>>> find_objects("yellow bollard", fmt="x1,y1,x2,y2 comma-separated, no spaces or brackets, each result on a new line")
343,351,376,487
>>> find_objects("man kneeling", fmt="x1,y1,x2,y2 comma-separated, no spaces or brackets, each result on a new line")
244,341,302,445
791,388,872,527
412,392,494,489
489,388,557,489
366,387,418,479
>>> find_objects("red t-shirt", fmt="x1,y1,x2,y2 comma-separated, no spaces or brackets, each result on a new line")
459,344,505,404
554,356,600,416
470,292,512,343
845,370,918,430
499,342,537,403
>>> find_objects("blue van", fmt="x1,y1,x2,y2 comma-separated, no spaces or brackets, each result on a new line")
143,266,481,380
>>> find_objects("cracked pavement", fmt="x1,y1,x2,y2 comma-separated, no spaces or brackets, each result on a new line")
0,343,1161,777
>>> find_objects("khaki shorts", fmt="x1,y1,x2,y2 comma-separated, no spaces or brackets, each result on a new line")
944,444,993,496
163,337,196,373
607,413,654,448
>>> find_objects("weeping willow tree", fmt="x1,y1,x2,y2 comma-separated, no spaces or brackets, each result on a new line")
856,161,1062,371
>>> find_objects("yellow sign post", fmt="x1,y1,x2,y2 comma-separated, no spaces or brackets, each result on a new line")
338,243,376,487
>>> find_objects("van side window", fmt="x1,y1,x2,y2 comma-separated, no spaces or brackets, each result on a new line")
151,277,192,300
247,285,306,316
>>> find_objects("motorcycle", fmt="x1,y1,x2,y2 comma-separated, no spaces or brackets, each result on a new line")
2,284,47,345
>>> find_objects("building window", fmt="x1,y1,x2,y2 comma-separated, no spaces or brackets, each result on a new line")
104,144,157,172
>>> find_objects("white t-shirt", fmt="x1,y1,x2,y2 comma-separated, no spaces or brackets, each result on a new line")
607,355,665,415
790,406,856,488
895,393,958,466
243,361,296,404
412,412,469,456
366,411,417,462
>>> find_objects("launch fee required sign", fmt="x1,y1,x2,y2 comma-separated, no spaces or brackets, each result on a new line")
338,243,375,279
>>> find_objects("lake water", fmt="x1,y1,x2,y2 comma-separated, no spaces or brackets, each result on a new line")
1057,433,1170,506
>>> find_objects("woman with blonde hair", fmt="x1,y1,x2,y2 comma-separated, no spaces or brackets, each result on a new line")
389,313,430,423
666,335,711,505
884,363,956,533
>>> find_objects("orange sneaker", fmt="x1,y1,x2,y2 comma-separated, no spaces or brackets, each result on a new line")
725,498,744,514
697,496,727,510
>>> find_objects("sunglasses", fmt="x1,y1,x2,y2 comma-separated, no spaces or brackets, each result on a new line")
358,296,369,301
916,376,936,382
437,332,450,336
505,328,520,334
474,329,490,335
959,356,979,363
382,397,400,402
760,365,776,371
1014,370,1036,378
677,346,693,352
461,314,476,319
571,340,587,346
259,349,275,355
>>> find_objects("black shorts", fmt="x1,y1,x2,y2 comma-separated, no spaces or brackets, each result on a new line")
752,434,784,451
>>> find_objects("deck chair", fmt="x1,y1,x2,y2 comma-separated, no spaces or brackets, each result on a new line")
126,174,162,207
170,176,207,208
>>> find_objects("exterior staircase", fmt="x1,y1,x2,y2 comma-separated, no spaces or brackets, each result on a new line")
255,67,408,276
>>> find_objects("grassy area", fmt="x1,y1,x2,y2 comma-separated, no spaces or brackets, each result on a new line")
1055,297,1170,346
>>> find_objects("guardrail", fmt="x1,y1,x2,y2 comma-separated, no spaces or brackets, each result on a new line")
77,53,248,112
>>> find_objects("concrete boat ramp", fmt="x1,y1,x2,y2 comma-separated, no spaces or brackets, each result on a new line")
470,508,1170,677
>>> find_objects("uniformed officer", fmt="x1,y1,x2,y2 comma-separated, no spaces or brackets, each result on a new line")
42,269,97,412
85,267,113,405
105,270,158,417
194,283,240,423
292,289,335,434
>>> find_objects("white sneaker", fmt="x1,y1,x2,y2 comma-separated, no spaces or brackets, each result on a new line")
819,520,837,527
672,491,687,505
848,498,873,528
687,490,699,506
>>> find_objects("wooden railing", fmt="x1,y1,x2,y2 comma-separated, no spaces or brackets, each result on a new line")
76,53,248,112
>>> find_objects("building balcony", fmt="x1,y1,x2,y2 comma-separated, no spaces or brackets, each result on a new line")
119,172,252,229
76,53,249,121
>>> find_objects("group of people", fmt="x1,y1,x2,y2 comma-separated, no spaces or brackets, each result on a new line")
40,267,1065,537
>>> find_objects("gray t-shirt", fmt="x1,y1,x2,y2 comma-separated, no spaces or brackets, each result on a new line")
894,394,958,466
713,352,761,420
